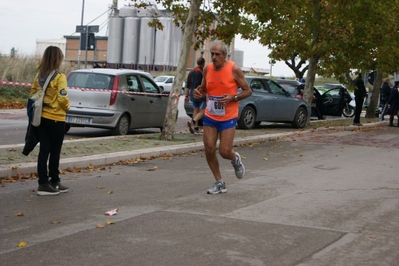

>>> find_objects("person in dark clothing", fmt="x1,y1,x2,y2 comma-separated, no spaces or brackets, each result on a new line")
353,73,367,126
185,57,206,134
30,46,71,196
380,77,391,121
387,81,399,127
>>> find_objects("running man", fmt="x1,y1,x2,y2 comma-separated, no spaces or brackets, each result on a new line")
193,40,252,194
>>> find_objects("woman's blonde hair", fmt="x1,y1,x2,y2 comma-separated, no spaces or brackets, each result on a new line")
38,46,64,78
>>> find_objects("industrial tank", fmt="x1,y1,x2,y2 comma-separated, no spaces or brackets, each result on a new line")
169,23,183,69
136,6,157,17
137,17,155,71
154,17,173,70
107,17,124,68
122,17,141,68
119,6,138,17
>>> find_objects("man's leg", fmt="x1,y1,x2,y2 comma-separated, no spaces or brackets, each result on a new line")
194,101,206,132
203,125,228,194
219,127,245,179
202,125,221,181
218,127,236,161
188,103,200,134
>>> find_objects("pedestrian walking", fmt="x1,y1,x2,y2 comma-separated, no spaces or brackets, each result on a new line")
380,77,391,121
185,57,206,135
353,73,367,126
31,46,70,196
193,40,252,194
387,81,399,127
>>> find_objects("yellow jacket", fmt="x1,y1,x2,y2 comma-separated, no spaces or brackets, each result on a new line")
30,72,70,122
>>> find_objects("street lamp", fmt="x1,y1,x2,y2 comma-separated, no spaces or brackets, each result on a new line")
269,60,274,77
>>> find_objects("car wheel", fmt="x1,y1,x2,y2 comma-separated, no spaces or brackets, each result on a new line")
112,114,130,135
238,106,256,129
65,124,71,134
342,105,355,117
292,107,307,128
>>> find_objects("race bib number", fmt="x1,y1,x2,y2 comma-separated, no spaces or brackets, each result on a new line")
207,96,225,116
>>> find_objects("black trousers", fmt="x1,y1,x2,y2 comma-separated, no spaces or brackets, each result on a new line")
37,117,65,185
353,96,364,123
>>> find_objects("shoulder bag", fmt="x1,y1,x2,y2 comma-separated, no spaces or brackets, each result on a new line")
30,70,56,127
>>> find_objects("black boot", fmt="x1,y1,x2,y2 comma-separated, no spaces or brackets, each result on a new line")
389,116,394,127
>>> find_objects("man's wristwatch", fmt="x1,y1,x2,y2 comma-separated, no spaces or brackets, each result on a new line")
234,95,239,101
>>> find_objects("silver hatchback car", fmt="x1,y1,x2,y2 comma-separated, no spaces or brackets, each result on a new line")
66,69,169,135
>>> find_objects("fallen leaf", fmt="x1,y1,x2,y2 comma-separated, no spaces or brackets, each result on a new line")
147,166,158,171
97,185,104,189
106,220,115,225
18,241,27,247
108,190,114,194
51,220,60,224
96,224,106,228
16,212,24,216
263,158,268,161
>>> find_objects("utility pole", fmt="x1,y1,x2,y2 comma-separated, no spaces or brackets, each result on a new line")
77,0,85,68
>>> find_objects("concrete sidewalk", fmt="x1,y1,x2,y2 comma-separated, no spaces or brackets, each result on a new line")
1,122,398,265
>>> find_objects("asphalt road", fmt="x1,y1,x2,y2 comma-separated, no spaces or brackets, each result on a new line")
1,124,398,265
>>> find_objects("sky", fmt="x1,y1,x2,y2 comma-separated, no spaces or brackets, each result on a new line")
0,0,293,77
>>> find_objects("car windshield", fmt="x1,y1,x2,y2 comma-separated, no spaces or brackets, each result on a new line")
279,84,297,93
154,76,168,82
68,73,112,90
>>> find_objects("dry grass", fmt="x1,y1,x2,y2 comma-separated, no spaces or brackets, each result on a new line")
0,55,77,108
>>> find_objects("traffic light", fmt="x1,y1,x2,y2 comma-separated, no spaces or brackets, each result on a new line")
80,33,96,50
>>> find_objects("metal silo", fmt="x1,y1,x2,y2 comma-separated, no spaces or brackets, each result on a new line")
138,17,155,71
154,17,173,70
122,17,141,69
169,23,183,69
107,17,124,68
119,6,137,17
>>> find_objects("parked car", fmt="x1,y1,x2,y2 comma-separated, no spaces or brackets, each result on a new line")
275,79,302,96
315,84,355,117
185,76,311,129
276,79,324,119
154,75,185,94
66,68,169,135
276,80,355,119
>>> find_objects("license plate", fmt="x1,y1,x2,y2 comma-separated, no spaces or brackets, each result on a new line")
66,116,92,124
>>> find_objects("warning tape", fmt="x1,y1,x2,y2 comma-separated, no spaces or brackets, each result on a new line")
0,80,32,86
0,80,179,98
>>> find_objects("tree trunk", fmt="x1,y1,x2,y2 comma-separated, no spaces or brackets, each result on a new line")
365,69,383,118
160,0,201,140
302,55,319,126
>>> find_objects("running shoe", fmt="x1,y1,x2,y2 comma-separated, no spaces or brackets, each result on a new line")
232,152,245,179
207,181,227,194
187,120,195,134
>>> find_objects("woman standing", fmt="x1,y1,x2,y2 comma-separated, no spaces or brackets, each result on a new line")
353,73,367,126
30,46,70,196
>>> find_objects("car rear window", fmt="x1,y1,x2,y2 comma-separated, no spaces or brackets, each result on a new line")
68,73,113,90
